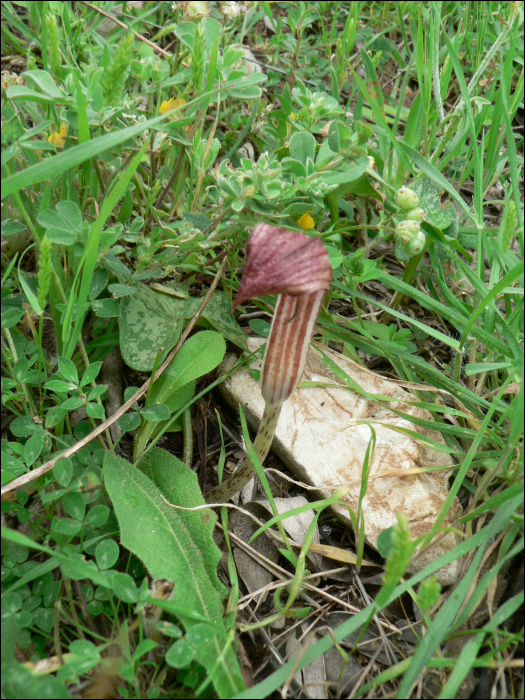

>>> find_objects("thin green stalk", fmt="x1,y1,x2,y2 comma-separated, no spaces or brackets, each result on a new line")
2,327,37,416
205,403,282,504
432,3,445,124
183,408,193,467
326,192,340,227
223,97,261,163
381,250,424,325
37,314,45,414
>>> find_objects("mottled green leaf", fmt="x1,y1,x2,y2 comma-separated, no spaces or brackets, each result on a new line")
411,174,459,239
119,283,245,371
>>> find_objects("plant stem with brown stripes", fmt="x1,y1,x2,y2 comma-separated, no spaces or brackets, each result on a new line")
205,223,332,504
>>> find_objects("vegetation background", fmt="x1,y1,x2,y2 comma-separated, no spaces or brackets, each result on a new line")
1,1,523,698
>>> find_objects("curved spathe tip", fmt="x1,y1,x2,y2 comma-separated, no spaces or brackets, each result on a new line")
234,223,333,308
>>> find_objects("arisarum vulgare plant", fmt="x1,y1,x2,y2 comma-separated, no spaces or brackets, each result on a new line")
206,223,332,504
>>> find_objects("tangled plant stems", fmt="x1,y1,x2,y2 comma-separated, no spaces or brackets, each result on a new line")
205,223,332,503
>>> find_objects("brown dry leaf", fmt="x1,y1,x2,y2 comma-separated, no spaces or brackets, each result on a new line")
308,543,380,568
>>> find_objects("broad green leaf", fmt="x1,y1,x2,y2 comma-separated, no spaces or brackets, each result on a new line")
88,269,110,301
326,245,343,269
58,357,79,385
411,174,459,241
56,201,82,230
166,639,195,668
80,361,103,386
134,332,224,458
37,206,80,235
5,85,73,106
20,70,67,99
110,572,138,603
289,131,316,165
91,298,120,318
140,404,171,422
95,540,119,570
2,307,24,328
119,412,142,433
224,73,267,98
86,403,105,420
108,283,135,298
321,155,369,185
44,379,77,393
155,331,225,402
119,283,186,370
23,431,44,467
104,449,245,697
45,227,77,246
376,527,394,558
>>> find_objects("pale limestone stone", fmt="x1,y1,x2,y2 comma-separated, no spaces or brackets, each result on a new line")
218,338,462,585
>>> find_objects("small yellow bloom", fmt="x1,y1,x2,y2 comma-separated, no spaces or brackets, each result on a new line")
159,96,186,116
297,211,315,230
48,122,67,148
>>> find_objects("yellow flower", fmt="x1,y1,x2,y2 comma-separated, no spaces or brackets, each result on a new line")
48,122,67,148
297,211,315,230
159,96,186,116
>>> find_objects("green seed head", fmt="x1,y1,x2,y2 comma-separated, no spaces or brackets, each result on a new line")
102,33,134,107
46,13,62,83
416,576,441,614
501,200,517,253
383,513,413,585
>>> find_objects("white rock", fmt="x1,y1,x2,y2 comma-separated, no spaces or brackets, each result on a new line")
218,338,462,585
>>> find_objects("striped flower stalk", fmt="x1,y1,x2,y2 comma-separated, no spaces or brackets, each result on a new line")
205,223,332,503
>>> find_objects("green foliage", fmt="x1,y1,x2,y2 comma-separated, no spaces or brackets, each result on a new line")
133,330,226,460
342,249,383,290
